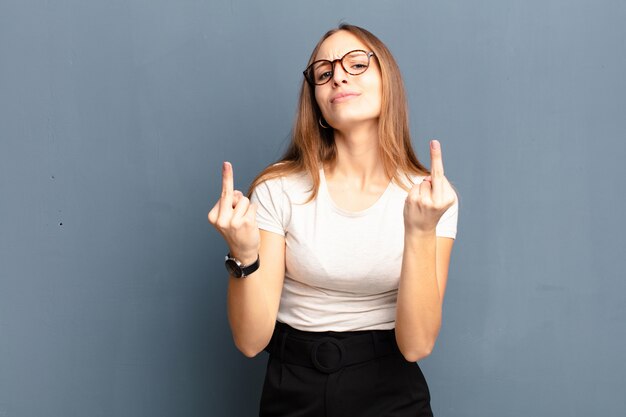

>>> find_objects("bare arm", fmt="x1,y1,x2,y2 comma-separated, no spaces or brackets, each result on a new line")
208,162,286,357
227,230,285,357
395,140,457,362
395,235,454,362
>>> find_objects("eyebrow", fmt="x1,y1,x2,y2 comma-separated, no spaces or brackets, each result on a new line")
315,50,360,62
314,56,336,62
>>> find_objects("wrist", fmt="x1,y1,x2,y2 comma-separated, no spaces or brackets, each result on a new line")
228,252,258,266
404,229,436,249
225,252,260,278
404,227,436,240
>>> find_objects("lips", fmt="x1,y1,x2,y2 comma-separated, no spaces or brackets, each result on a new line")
330,92,360,103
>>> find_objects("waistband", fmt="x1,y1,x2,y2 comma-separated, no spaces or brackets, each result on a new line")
264,321,400,374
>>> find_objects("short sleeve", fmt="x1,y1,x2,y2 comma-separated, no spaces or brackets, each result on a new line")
435,192,459,239
250,178,288,236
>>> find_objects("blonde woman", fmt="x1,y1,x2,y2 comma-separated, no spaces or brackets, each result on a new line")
209,24,458,417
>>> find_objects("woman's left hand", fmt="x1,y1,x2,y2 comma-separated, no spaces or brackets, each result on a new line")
404,140,457,235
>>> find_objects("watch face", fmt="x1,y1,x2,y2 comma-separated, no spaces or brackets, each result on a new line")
225,259,243,278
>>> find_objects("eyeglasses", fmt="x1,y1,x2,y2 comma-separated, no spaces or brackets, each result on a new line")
303,50,375,86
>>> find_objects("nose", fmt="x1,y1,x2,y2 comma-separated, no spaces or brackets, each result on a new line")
331,60,348,85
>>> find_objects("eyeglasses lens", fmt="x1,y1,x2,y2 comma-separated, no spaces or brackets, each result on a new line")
309,51,370,85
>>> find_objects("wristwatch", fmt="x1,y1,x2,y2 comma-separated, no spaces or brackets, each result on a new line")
224,253,260,278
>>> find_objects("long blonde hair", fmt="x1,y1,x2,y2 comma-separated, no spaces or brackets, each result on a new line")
247,24,429,201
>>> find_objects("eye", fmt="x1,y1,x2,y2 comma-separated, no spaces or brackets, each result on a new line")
317,71,332,82
343,51,370,73
313,61,333,82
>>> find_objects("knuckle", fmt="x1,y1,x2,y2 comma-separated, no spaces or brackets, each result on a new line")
246,211,257,223
407,194,420,205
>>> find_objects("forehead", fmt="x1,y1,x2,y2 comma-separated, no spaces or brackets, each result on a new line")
315,31,369,61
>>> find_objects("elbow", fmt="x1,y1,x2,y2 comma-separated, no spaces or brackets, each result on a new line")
234,339,265,358
396,322,441,362
401,346,433,363
233,333,271,359
238,346,263,358
399,340,436,363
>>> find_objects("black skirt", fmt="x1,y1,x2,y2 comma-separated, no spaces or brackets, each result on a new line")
259,321,433,417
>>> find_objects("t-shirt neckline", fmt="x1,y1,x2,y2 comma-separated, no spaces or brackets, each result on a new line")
319,168,395,217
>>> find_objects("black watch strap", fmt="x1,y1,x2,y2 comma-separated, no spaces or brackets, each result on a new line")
225,253,260,278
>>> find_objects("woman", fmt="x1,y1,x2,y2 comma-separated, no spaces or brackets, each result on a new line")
208,24,458,417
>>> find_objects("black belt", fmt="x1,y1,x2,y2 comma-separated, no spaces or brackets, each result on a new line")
264,321,399,374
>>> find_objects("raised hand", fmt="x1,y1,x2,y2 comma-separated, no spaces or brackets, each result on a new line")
403,140,457,234
208,162,260,263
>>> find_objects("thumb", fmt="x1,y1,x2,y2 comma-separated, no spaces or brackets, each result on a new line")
232,190,243,208
246,201,258,219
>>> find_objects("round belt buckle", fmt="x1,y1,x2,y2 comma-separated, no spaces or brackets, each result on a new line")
310,337,346,374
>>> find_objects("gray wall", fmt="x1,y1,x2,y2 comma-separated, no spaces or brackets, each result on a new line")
1,0,625,416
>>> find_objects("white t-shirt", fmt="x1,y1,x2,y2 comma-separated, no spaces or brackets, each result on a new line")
249,168,458,332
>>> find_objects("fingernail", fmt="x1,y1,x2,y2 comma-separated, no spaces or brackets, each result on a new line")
431,140,440,150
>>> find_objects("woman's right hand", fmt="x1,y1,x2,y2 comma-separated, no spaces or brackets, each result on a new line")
208,161,260,264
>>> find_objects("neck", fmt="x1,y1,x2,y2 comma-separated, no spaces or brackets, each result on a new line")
325,120,389,190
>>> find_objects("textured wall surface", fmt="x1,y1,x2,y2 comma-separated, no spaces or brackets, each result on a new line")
1,1,625,416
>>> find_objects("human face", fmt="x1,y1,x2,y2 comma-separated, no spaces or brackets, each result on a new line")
313,31,382,130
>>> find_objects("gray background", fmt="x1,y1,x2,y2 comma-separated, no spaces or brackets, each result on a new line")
1,0,625,416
